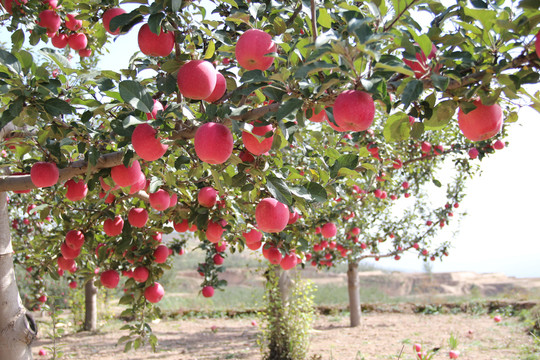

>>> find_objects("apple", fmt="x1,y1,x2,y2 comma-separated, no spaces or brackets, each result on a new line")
144,282,164,303
38,10,61,33
65,13,82,31
79,48,92,57
288,210,299,225
449,350,460,359
201,285,214,298
51,33,68,48
326,118,348,132
38,295,47,303
352,227,361,235
215,241,227,253
238,150,255,163
61,241,80,259
69,281,77,289
133,266,149,283
194,122,233,164
235,29,276,71
149,189,170,211
403,44,439,79
198,186,218,208
174,219,189,232
213,254,224,265
306,107,328,122
177,60,218,100
57,256,75,271
65,230,84,250
255,198,289,233
131,123,168,161
421,141,432,153
246,241,262,250
31,162,59,188
242,122,274,155
458,100,503,141
333,90,375,132
154,245,169,263
111,160,142,187
64,178,88,201
206,220,224,243
128,208,148,228
267,246,282,264
243,229,263,244
128,173,146,195
493,139,505,150
138,23,175,57
103,215,124,236
536,30,540,58
321,222,337,238
494,315,502,323
204,72,227,103
147,99,164,120
100,270,119,289
102,7,126,35
280,253,297,270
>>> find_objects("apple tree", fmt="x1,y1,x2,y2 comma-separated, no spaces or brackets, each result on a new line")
0,0,539,359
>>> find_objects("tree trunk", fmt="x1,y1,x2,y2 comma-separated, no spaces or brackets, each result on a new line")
0,191,37,360
83,279,97,331
347,260,362,327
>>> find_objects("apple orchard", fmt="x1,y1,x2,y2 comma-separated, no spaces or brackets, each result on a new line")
0,0,539,358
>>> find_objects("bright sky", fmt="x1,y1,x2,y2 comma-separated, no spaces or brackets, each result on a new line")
2,4,539,278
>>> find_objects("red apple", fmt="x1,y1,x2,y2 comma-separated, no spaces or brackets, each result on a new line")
57,256,75,271
238,150,255,163
64,178,88,201
288,210,299,225
38,10,61,33
213,254,224,265
307,107,328,122
449,350,460,359
255,198,289,233
31,162,59,188
267,246,283,264
65,13,82,31
51,33,68,48
177,60,218,100
173,219,189,232
246,241,262,250
242,122,274,155
280,253,297,270
102,7,126,35
494,315,502,323
79,48,92,57
403,44,438,79
146,99,164,120
321,222,337,238
215,241,227,253
61,241,80,259
536,30,540,58
194,122,233,164
111,160,142,187
493,139,505,150
468,148,479,159
421,141,432,153
128,208,148,228
138,23,175,57
133,266,149,283
154,245,169,263
128,173,146,195
103,215,124,236
204,72,227,103
144,282,164,303
131,123,168,161
65,230,84,250
198,186,218,208
243,229,263,244
458,100,503,141
206,220,224,243
333,90,375,132
201,285,214,298
149,189,170,211
235,29,276,71
69,281,77,289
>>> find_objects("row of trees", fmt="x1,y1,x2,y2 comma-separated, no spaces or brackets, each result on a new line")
0,0,539,358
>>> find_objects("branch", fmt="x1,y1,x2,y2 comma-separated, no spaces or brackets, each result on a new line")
286,2,303,27
383,0,420,32
310,0,317,42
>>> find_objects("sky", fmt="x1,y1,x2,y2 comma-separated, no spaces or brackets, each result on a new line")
1,4,539,278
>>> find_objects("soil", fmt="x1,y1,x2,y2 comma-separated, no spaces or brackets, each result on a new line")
32,313,535,360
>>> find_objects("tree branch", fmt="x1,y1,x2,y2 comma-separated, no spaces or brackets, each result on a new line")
310,0,317,42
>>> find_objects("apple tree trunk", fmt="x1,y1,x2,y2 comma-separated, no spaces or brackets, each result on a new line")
84,279,97,331
0,191,37,360
347,260,362,327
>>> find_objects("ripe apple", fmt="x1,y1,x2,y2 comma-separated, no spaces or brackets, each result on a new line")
288,210,299,225
57,256,75,271
421,141,432,153
333,90,375,132
65,230,84,250
246,241,262,250
306,107,328,122
51,33,68,48
100,270,120,288
242,122,274,155
194,122,233,164
149,189,170,211
204,72,227,103
128,208,148,228
458,100,503,141
146,99,164,120
128,173,146,195
536,30,540,58
133,266,149,283
65,13,82,31
138,24,175,57
213,254,224,265
131,123,168,161
243,229,263,244
177,60,218,100
449,350,460,359
69,281,77,289
65,178,88,201
31,162,59,188
103,215,124,236
280,253,297,270
61,241,80,259
198,186,218,208
154,245,169,263
494,315,502,323
321,222,337,238
493,139,505,150
206,220,224,243
111,160,142,187
79,48,92,57
215,241,227,253
238,150,255,163
235,29,276,71
201,285,214,298
267,246,282,264
38,10,61,33
174,219,189,232
255,198,289,233
102,7,126,35
144,282,164,303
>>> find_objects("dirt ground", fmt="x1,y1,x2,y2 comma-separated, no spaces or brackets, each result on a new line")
32,313,535,360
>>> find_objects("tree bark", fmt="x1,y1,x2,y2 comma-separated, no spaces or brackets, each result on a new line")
83,279,97,332
347,260,362,327
0,191,37,360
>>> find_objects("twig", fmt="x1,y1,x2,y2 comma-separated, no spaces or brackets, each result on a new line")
310,0,318,42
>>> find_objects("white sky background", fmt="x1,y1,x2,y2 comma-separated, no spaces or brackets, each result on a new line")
1,2,540,278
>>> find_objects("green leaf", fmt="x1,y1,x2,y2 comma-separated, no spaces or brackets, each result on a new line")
109,11,144,34
294,61,336,79
157,74,177,95
119,80,153,113
431,74,450,91
204,40,216,59
266,175,292,206
11,29,24,52
172,0,182,12
273,98,303,121
383,112,410,142
148,12,165,35
305,182,327,202
401,80,424,109
240,70,268,84
318,8,332,28
330,154,359,178
0,48,21,74
44,98,73,116
425,100,457,130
